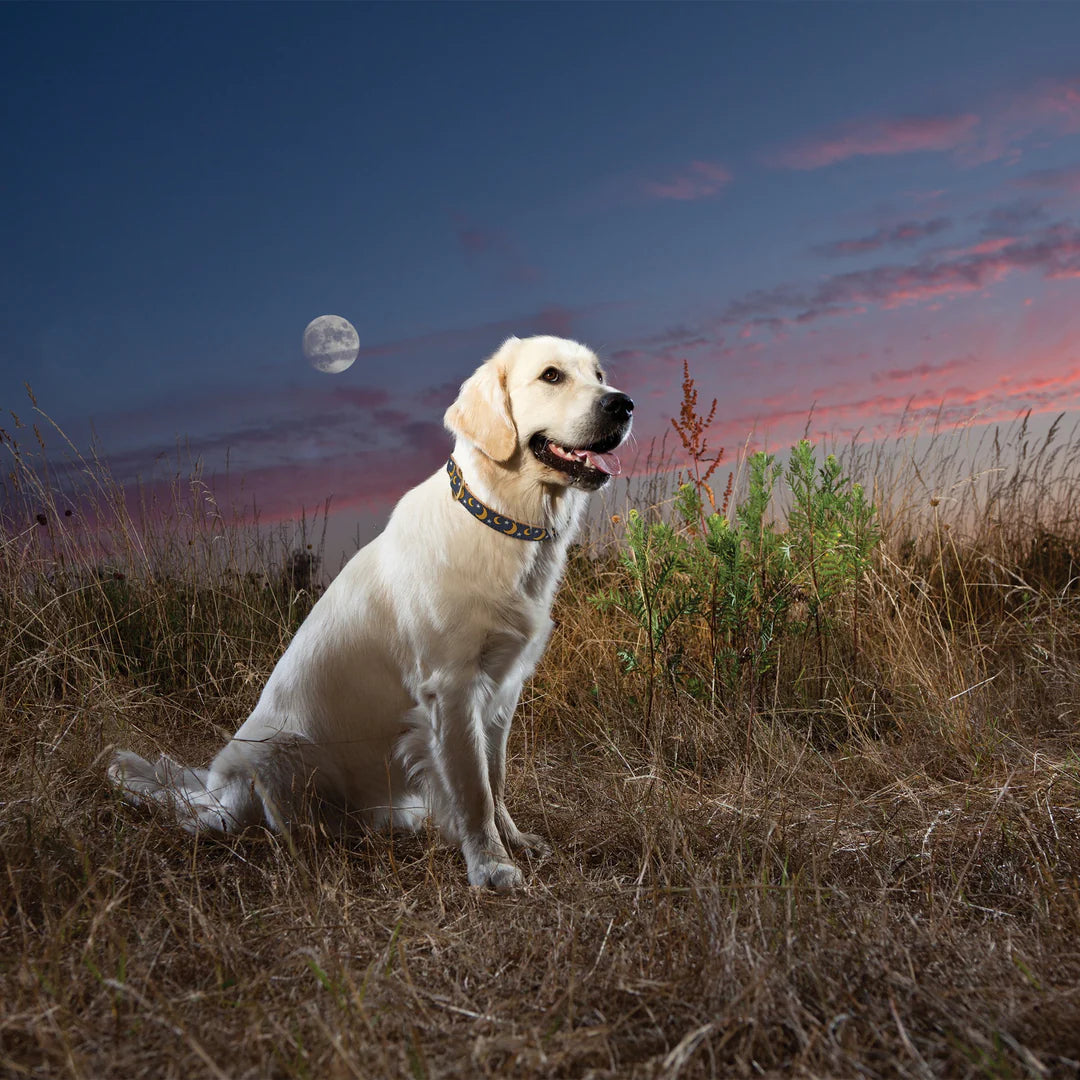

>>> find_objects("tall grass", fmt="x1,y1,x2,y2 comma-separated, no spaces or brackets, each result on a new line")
2,390,1079,1078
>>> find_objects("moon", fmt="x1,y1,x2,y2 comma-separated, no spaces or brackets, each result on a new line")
303,315,360,374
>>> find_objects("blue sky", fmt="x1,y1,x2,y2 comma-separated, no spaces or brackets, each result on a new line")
3,2,1080,556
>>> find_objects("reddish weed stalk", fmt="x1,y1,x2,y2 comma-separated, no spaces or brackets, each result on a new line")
670,359,731,528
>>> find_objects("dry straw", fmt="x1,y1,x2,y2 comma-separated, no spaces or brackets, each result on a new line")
2,383,1079,1078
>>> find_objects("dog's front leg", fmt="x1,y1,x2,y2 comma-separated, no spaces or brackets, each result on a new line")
492,717,552,859
487,707,551,858
431,676,523,892
486,619,554,857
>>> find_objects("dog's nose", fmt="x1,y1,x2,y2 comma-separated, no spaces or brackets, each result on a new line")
599,392,634,421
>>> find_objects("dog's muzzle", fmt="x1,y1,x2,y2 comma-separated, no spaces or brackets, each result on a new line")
529,392,635,490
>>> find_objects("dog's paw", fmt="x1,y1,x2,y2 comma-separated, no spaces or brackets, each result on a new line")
107,750,159,804
108,749,145,782
467,858,524,893
496,805,552,858
507,831,552,858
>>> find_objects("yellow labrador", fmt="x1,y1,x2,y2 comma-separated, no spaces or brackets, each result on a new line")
109,335,634,891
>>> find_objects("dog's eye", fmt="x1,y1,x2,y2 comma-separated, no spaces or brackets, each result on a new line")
595,369,604,382
540,367,563,384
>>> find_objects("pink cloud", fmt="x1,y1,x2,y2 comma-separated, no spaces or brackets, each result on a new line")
737,337,1080,445
1015,163,1080,195
716,372,1080,446
813,218,952,258
626,358,1080,464
607,334,717,396
82,410,456,536
419,380,461,409
871,355,976,385
724,222,1080,329
330,385,392,410
451,213,539,283
775,77,1080,172
1003,365,1080,396
64,380,394,470
951,236,1016,257
643,160,733,200
613,294,1080,473
962,77,1080,165
1038,79,1080,124
121,440,447,531
775,114,980,170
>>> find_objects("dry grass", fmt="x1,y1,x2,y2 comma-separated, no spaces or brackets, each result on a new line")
2,408,1080,1079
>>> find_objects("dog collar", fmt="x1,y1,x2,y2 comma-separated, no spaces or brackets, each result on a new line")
446,456,554,541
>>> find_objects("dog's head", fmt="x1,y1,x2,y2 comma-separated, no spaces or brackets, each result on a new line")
444,336,634,490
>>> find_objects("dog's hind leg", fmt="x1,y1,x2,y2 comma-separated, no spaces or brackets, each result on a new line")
108,748,263,834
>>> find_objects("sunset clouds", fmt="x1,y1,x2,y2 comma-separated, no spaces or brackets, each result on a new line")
643,161,733,201
775,114,980,170
626,326,1080,453
1016,164,1080,196
773,76,1080,171
812,218,953,258
452,214,539,284
4,5,1080,560
724,221,1080,330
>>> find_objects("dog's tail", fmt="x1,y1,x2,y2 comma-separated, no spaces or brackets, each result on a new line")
107,749,255,834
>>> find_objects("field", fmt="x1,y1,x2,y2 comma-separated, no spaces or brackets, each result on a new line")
2,394,1080,1079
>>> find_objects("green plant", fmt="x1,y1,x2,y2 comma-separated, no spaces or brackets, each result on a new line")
591,508,697,742
785,440,880,683
598,423,881,736
675,450,792,708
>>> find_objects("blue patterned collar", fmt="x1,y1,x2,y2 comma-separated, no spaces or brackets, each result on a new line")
446,456,554,542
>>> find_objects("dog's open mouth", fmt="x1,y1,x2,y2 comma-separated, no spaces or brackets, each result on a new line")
529,432,624,488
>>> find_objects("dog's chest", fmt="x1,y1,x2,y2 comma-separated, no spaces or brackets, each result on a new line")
472,543,563,671
507,530,573,618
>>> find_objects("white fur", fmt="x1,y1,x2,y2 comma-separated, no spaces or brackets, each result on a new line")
108,335,632,891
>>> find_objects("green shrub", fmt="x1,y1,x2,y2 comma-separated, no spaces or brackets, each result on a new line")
595,440,881,741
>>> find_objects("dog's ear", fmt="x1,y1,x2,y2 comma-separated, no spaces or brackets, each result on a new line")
444,338,519,463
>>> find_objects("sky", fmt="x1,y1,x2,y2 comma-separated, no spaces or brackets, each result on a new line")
3,3,1080,561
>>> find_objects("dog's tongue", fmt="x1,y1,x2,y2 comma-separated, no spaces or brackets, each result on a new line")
580,448,622,476
548,440,623,476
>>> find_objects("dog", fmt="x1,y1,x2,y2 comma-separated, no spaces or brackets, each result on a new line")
108,335,634,891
